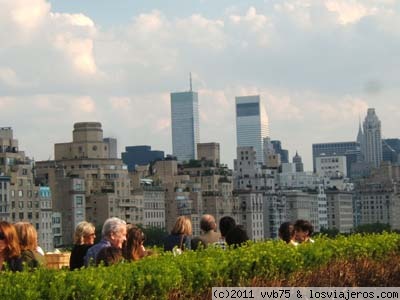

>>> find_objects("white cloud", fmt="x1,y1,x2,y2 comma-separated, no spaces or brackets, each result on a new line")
325,0,377,25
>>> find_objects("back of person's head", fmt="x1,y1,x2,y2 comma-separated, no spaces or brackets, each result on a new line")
14,222,38,251
73,221,95,245
96,247,123,266
200,214,216,232
278,222,295,244
294,219,314,236
225,225,249,247
124,225,146,261
102,217,126,239
219,216,236,237
171,216,192,236
0,221,21,259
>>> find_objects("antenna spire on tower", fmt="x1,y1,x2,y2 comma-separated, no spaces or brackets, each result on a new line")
189,72,192,92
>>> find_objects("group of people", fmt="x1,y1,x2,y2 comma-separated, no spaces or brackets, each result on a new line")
1,215,314,271
163,214,250,253
278,219,315,246
69,217,148,270
0,221,44,272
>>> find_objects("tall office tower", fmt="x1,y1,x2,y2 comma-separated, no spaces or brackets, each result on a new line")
103,138,118,159
362,108,382,168
292,151,304,172
271,140,289,163
235,95,269,164
170,88,200,162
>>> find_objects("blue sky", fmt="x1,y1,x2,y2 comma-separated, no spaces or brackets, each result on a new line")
1,0,399,169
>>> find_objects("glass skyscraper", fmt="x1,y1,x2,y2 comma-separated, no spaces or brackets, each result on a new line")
170,91,200,162
235,95,269,163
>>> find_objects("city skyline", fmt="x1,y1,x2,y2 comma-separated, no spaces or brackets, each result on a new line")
1,0,399,170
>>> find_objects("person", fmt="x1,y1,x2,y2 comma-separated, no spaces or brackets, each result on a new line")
214,216,236,249
14,222,45,269
164,216,192,253
95,246,123,266
225,225,249,248
123,224,147,261
0,221,23,271
69,221,96,270
84,217,127,266
278,222,298,246
192,214,221,250
294,219,315,244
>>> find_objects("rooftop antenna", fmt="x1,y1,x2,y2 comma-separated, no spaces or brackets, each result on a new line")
189,72,192,92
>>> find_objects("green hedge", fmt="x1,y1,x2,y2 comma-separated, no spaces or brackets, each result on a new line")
0,233,399,300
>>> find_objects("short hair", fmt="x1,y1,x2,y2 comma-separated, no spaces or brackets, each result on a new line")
96,247,123,266
200,214,216,232
73,221,95,245
14,222,38,251
278,222,295,244
171,216,192,235
225,225,249,247
294,219,314,236
102,217,126,238
0,221,21,259
219,216,236,237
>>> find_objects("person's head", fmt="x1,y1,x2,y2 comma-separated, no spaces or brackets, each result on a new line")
96,246,123,266
200,214,217,233
225,225,249,248
124,225,146,261
278,222,295,244
219,216,236,238
171,216,192,236
102,217,127,249
73,221,96,245
14,222,38,251
0,221,20,259
294,219,314,243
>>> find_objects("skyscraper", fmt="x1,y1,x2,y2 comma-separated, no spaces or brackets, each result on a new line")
170,89,200,162
362,108,382,168
235,95,269,164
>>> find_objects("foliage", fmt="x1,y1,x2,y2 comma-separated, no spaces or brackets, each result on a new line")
353,222,391,234
0,233,399,299
141,226,169,247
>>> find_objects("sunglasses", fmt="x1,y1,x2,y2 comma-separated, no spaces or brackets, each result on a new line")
0,232,5,240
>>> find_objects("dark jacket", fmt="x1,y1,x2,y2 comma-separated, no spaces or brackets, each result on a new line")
2,256,23,272
70,244,92,270
164,234,191,251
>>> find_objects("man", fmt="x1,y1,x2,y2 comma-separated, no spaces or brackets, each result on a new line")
294,219,314,244
215,216,236,249
191,214,221,250
84,217,127,266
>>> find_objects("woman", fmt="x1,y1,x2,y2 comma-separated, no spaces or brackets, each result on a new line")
14,222,44,269
278,221,298,246
123,224,147,261
69,221,96,270
0,221,22,271
164,216,192,253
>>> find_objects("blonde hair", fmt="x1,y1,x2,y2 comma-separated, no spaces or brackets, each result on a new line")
171,216,192,235
73,221,95,245
14,222,38,251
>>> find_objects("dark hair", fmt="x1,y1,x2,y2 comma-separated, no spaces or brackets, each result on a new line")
219,216,236,237
294,219,314,236
278,222,295,244
225,225,249,247
124,225,146,261
96,247,123,266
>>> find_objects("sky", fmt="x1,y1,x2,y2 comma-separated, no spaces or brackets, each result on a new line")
1,0,399,170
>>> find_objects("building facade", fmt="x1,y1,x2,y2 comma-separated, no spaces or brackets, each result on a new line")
122,145,164,172
170,90,200,162
361,108,383,168
235,95,269,164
